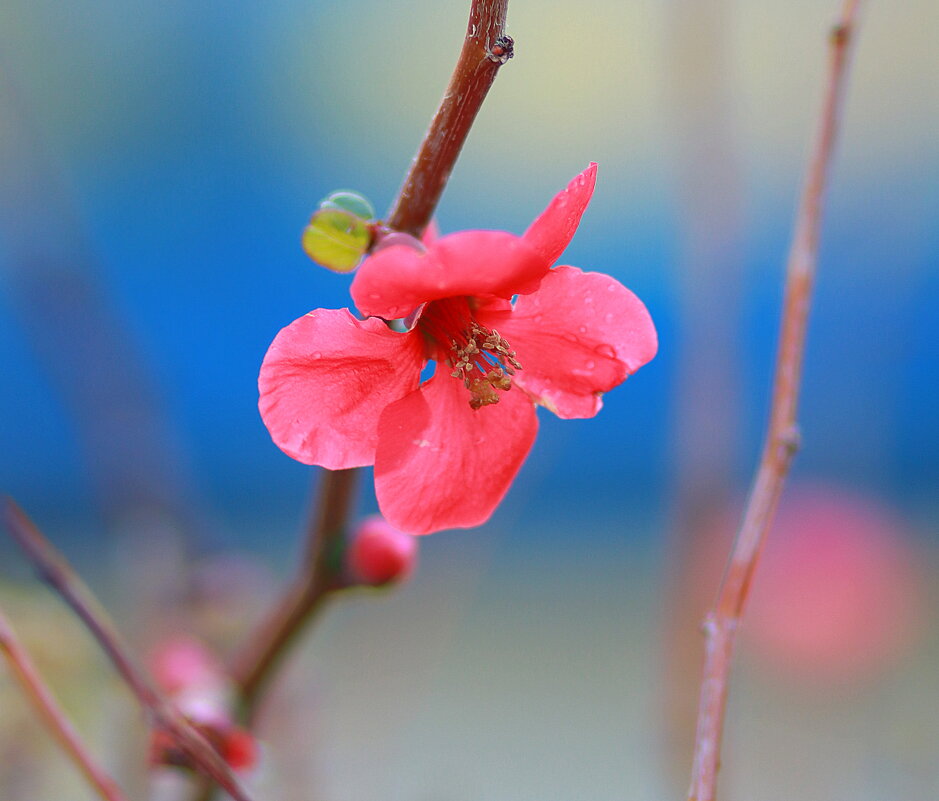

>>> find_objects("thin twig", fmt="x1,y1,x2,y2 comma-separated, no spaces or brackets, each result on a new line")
1,497,255,801
0,607,128,801
686,3,863,800
227,0,513,718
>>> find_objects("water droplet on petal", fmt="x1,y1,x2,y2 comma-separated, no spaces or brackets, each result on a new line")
578,325,588,334
586,360,596,370
594,344,617,358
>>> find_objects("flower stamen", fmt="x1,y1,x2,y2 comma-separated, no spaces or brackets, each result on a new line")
449,323,521,409
418,298,523,409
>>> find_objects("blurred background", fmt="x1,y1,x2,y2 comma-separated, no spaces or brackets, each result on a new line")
1,0,937,799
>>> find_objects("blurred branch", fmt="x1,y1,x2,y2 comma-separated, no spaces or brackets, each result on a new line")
228,0,513,720
2,497,255,801
229,467,358,719
686,3,864,800
0,607,128,801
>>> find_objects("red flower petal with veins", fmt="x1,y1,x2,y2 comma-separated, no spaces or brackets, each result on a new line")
374,370,538,535
259,309,424,469
476,266,658,418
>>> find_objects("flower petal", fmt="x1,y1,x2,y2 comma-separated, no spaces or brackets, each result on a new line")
351,231,548,320
523,163,597,266
476,265,657,419
259,308,424,469
374,370,538,534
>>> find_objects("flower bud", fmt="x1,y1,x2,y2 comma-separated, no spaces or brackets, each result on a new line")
220,726,259,772
319,190,375,221
148,636,259,774
302,189,376,273
150,636,220,695
150,722,258,774
302,209,370,273
346,516,418,586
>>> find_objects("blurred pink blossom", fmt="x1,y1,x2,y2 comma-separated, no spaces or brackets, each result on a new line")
746,485,926,684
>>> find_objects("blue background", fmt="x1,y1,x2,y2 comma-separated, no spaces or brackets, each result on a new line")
0,2,937,799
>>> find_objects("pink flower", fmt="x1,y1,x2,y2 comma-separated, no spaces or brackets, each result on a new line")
259,164,657,534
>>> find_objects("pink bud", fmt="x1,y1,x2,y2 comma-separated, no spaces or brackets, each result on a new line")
346,516,418,586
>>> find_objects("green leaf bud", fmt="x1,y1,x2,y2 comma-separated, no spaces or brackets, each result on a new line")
319,190,376,222
302,209,371,273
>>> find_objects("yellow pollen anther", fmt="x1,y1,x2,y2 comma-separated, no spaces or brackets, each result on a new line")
486,368,512,391
468,371,513,410
449,321,521,409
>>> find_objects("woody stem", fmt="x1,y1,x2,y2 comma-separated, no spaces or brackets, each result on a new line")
2,498,254,801
227,0,513,719
387,0,511,235
686,2,863,799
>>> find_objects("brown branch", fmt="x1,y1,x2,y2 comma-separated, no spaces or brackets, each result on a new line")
685,3,863,800
0,607,128,801
386,0,511,235
1,497,255,801
227,0,512,720
229,467,358,718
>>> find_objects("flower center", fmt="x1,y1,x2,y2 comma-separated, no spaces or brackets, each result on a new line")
418,298,522,410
